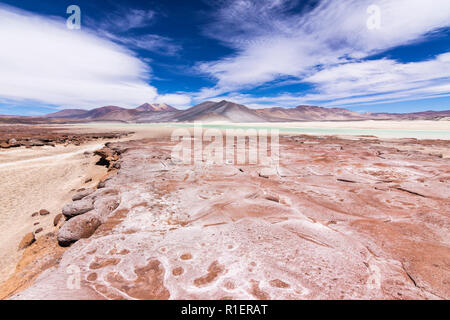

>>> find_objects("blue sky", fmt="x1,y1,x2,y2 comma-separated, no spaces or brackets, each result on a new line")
0,0,450,115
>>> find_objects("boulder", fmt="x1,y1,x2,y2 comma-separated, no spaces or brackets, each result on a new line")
7,138,20,147
94,147,114,159
30,140,45,147
97,181,106,189
93,195,120,222
34,228,43,234
62,198,94,219
94,147,119,168
71,188,95,201
39,209,50,216
57,213,101,247
53,213,64,226
18,232,35,250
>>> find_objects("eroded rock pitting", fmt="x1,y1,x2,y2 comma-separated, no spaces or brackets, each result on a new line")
12,136,450,299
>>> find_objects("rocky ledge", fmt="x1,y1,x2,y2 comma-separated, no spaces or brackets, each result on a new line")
0,125,131,149
8,135,450,299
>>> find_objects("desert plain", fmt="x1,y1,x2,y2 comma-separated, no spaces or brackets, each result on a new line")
0,121,449,299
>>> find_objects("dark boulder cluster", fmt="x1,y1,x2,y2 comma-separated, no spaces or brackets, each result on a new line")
58,181,121,247
20,208,55,250
0,126,131,149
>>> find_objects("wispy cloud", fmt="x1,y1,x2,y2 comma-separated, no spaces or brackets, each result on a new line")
0,5,189,109
302,52,450,106
195,0,450,105
197,52,450,110
86,8,181,56
1,1,448,112
117,34,182,56
94,8,156,32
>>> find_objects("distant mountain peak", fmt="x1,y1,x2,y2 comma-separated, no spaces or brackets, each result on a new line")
40,100,450,123
175,100,265,122
136,103,177,112
295,105,320,110
46,109,88,118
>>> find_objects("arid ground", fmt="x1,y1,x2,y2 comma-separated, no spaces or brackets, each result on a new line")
0,122,449,299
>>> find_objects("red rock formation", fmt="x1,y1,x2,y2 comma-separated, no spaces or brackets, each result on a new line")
0,125,130,149
8,135,450,300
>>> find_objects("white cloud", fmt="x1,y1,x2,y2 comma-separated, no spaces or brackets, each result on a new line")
155,93,191,107
203,52,450,109
197,0,450,101
302,52,450,106
197,37,329,92
0,5,188,109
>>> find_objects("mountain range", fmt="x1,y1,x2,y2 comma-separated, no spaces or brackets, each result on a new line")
5,101,450,123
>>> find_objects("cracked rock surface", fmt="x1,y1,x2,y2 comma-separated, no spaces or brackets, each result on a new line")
12,135,450,300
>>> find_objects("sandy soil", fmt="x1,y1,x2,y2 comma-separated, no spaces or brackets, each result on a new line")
0,142,109,283
56,123,180,140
